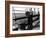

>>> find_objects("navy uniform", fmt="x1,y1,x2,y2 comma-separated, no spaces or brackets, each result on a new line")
25,10,33,30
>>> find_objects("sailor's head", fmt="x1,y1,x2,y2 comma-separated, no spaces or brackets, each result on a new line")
29,8,32,12
25,8,30,17
25,8,28,12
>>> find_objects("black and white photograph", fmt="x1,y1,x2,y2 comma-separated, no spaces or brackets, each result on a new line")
12,7,40,31
5,1,45,37
10,4,43,34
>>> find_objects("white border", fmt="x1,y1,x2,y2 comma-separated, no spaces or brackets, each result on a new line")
10,4,43,34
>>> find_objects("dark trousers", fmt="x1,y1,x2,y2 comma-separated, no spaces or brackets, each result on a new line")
27,16,33,30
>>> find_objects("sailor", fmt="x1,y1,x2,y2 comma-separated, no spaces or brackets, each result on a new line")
25,8,33,30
